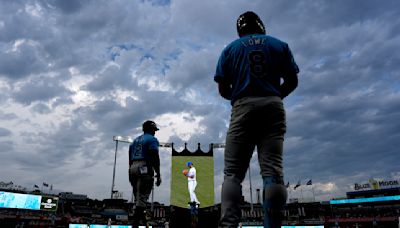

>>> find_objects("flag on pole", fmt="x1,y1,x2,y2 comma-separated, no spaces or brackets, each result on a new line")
43,182,49,187
294,180,301,190
306,179,312,185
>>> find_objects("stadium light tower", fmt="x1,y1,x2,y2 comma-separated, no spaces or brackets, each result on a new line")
111,136,133,199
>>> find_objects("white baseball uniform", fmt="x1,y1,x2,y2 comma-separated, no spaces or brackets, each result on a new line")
187,167,200,204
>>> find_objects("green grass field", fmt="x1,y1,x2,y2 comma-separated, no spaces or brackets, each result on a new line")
170,156,214,208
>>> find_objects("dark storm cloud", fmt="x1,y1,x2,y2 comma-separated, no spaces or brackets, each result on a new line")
285,90,400,176
51,96,74,108
0,42,50,80
83,49,145,92
0,111,18,120
0,1,57,79
0,140,14,167
76,89,196,136
13,118,100,171
30,102,51,114
0,0,146,79
0,127,12,137
165,47,220,91
185,104,230,143
142,0,171,6
276,0,400,192
0,1,47,42
12,75,73,105
41,0,83,14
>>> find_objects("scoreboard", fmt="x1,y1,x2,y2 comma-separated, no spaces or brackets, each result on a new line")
0,191,58,211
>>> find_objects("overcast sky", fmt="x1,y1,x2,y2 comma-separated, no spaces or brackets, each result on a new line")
1,0,399,205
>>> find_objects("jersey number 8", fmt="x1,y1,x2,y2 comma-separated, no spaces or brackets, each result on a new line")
249,50,268,78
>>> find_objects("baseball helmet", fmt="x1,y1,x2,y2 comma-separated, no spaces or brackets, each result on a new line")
187,161,193,167
237,11,266,37
142,120,159,132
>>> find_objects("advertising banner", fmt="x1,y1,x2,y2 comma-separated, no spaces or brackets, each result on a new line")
0,191,58,211
0,191,41,210
354,179,399,191
40,196,59,211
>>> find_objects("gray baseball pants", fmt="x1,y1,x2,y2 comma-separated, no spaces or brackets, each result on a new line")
219,96,287,227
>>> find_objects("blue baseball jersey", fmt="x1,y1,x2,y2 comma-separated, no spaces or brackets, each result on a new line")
129,133,159,161
214,34,299,105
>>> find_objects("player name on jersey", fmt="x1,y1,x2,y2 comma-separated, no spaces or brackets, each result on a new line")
241,37,266,47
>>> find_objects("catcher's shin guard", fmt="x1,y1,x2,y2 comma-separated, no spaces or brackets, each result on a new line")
263,176,288,228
